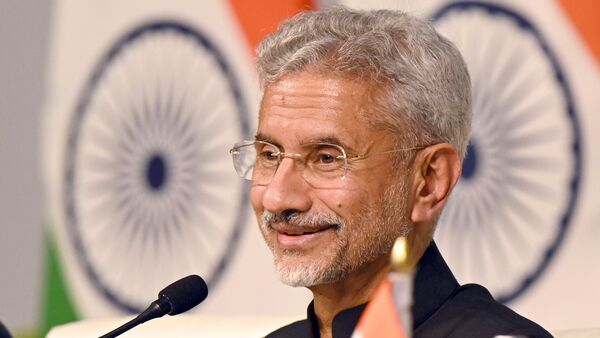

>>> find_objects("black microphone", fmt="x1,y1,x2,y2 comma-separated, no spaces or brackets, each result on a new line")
99,275,208,338
0,320,13,338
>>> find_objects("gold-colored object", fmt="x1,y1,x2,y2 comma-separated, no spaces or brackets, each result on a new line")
391,236,412,273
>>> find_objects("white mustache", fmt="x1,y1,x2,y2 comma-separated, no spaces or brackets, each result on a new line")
262,210,344,228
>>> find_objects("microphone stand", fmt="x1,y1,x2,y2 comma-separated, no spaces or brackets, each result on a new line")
98,297,170,338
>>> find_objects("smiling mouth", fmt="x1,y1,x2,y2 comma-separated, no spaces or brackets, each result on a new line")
272,223,340,248
281,227,332,236
274,223,339,236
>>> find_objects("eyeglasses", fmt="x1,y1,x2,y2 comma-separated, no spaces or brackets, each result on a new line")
229,140,425,187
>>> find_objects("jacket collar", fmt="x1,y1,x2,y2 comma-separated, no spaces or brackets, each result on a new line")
305,241,459,336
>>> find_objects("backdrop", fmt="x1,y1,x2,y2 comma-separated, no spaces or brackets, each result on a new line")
1,0,598,337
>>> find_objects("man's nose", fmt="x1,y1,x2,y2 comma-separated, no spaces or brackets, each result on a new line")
261,158,312,214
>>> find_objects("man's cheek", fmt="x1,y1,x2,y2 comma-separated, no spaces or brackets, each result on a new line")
320,189,362,212
250,185,266,214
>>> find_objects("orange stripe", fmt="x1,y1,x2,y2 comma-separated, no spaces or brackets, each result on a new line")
558,0,600,62
228,0,315,51
355,277,406,338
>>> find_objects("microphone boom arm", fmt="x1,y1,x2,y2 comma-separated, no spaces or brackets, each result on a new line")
98,297,170,338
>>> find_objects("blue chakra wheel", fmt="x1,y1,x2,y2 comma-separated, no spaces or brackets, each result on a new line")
64,21,250,312
432,2,581,303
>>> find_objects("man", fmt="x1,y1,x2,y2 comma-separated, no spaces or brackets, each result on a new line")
229,6,552,338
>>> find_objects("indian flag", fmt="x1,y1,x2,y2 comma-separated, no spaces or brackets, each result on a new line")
351,275,411,338
40,0,313,336
341,0,600,331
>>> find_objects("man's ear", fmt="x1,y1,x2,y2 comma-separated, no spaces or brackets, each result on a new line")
410,143,462,223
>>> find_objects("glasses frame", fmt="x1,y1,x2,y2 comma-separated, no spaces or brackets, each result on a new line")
229,139,427,184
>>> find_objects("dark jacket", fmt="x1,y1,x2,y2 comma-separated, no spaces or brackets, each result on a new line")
266,242,553,338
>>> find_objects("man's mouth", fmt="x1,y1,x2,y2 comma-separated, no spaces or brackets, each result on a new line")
271,222,338,234
279,226,334,236
271,223,339,247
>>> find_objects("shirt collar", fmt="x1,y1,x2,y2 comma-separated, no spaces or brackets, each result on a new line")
306,241,459,337
412,240,460,327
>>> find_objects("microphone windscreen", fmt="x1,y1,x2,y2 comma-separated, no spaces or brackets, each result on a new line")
159,275,208,315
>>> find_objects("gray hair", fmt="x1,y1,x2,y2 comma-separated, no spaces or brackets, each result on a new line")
256,6,472,159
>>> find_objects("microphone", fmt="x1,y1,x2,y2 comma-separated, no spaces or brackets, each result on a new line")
99,275,208,338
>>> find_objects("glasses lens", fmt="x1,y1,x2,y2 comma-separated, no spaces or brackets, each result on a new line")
253,142,280,183
304,143,347,184
230,141,281,183
230,141,349,187
231,142,256,180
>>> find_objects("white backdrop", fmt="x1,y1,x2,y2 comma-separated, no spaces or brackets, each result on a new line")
345,0,600,330
36,0,600,334
41,0,312,322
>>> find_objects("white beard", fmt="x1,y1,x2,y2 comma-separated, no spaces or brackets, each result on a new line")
260,178,411,287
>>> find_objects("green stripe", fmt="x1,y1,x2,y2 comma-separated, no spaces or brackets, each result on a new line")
13,329,41,338
40,230,78,336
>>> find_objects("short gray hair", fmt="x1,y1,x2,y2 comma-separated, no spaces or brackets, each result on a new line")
256,6,472,159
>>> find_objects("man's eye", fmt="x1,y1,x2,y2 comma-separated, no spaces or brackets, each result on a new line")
318,153,336,164
258,151,277,161
259,150,279,161
311,147,343,168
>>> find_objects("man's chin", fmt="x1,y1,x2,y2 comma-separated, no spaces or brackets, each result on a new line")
277,267,328,287
278,271,315,287
273,256,346,287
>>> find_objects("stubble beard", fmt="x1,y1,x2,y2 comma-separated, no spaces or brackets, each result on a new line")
258,179,412,287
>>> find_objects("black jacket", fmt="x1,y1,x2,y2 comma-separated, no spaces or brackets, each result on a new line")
266,242,553,338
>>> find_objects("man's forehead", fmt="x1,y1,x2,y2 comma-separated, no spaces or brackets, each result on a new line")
256,115,359,151
261,72,364,109
265,73,348,95
257,71,371,148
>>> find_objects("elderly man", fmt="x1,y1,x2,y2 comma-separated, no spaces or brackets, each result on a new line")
230,6,552,338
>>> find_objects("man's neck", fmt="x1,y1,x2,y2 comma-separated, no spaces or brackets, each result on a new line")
308,255,389,338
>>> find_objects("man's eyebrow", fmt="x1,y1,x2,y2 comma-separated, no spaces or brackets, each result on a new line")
311,136,344,146
254,133,357,153
308,136,355,153
254,133,280,146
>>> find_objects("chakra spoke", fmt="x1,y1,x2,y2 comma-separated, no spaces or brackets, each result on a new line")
433,2,580,303
65,22,250,313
